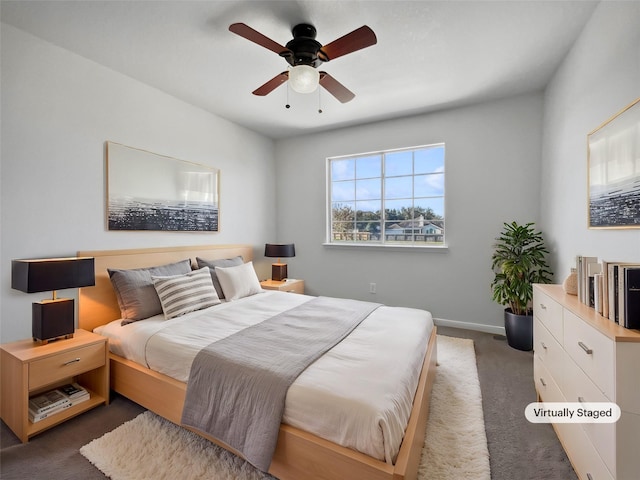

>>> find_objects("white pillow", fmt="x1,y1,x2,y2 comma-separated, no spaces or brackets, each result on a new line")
152,267,221,319
215,261,262,301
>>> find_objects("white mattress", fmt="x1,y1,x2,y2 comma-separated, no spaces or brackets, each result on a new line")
95,290,433,463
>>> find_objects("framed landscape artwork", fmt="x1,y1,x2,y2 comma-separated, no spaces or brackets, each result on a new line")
107,142,219,232
587,97,640,229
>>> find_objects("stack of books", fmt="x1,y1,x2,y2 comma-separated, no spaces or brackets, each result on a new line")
28,383,89,423
575,256,640,329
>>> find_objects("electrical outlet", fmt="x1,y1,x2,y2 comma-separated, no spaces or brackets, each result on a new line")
369,283,377,294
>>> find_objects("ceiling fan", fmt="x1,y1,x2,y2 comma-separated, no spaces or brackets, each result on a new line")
229,22,377,103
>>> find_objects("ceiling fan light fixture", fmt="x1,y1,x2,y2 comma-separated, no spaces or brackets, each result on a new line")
288,65,320,94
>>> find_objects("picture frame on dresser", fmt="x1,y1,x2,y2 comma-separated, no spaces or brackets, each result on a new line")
587,97,640,229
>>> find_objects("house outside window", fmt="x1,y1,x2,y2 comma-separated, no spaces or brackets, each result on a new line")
328,143,445,247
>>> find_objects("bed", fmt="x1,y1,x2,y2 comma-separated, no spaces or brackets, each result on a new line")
77,244,438,480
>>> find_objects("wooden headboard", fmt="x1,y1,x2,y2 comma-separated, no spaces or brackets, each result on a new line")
77,244,254,333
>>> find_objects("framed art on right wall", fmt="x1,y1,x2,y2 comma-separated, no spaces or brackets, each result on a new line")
587,97,640,229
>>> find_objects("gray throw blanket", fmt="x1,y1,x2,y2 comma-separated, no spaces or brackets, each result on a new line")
181,296,381,472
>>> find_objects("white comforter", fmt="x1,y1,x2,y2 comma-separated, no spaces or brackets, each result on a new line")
95,290,433,464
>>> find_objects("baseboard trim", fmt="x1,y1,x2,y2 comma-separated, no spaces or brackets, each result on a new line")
434,317,505,336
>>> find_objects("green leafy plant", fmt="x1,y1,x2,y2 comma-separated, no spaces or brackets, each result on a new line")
491,221,553,315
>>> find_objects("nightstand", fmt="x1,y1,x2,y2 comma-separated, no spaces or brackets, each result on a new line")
261,278,305,294
0,329,109,442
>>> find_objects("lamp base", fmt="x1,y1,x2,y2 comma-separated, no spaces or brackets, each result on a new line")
271,263,288,282
32,298,75,345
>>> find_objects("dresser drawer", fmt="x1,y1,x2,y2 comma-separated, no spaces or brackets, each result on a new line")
534,355,565,403
534,318,564,387
534,288,563,344
563,422,614,480
28,342,105,391
564,355,615,474
564,310,614,400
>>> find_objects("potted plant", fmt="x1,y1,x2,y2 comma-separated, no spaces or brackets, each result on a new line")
491,221,553,351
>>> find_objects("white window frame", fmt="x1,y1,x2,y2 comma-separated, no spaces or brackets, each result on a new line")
325,143,446,249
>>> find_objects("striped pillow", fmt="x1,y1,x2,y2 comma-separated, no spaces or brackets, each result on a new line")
152,267,221,319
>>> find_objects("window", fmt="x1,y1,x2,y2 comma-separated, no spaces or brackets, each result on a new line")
328,144,445,246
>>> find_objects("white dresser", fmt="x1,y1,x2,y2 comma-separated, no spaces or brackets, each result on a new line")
533,284,640,480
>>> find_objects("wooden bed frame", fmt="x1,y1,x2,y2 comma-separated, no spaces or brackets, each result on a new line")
77,244,437,480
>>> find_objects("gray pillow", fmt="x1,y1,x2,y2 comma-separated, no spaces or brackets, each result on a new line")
108,259,192,324
195,256,243,299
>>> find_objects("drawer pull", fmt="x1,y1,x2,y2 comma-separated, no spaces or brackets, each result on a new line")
540,303,547,310
540,377,547,387
63,358,81,366
578,396,585,403
586,474,593,480
540,342,547,350
578,341,593,355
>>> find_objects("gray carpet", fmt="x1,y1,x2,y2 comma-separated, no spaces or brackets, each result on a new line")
0,327,577,480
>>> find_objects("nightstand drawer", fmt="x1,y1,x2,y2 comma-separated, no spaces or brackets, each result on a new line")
29,343,105,390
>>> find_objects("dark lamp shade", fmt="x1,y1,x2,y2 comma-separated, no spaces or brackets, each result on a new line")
11,257,95,293
264,244,296,258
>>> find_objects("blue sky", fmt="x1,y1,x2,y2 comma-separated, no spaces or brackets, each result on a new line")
330,145,445,216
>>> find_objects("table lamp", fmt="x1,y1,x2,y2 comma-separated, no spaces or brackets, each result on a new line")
11,257,95,344
264,244,295,282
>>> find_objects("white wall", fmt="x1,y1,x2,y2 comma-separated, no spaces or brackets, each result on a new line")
275,93,544,332
540,1,640,280
0,24,276,342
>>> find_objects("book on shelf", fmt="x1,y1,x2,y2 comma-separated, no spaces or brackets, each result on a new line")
59,382,88,400
620,267,640,329
28,401,71,423
594,272,604,316
576,256,598,305
29,389,70,414
588,262,602,308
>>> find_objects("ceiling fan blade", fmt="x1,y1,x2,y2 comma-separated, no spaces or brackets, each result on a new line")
252,72,289,96
319,72,355,103
319,26,377,62
229,23,290,55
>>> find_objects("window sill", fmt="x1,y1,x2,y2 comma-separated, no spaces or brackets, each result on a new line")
322,242,449,252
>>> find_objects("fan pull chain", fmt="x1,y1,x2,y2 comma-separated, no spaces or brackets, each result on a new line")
285,79,291,109
318,88,323,114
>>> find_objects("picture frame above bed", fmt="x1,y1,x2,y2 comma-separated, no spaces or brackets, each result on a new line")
107,142,220,232
587,97,640,229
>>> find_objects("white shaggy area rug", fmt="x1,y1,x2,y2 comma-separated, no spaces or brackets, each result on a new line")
80,335,490,480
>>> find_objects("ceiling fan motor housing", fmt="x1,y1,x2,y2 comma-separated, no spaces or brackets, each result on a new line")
283,24,325,67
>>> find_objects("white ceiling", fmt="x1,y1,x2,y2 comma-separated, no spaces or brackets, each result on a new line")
0,0,598,139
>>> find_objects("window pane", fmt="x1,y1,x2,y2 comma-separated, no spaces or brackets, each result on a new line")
356,178,381,200
415,146,445,174
414,173,444,197
356,155,381,179
331,202,355,221
414,197,445,218
331,158,355,181
332,222,355,241
385,150,413,176
356,200,381,220
356,222,380,242
331,180,355,201
385,199,412,220
385,176,412,199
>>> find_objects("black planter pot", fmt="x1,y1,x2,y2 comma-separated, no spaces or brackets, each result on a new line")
504,309,533,351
